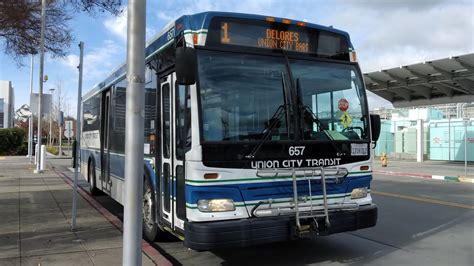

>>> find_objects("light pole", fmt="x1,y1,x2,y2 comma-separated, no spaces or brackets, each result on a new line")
71,41,84,231
28,55,34,163
34,0,46,174
123,0,146,264
49,87,55,146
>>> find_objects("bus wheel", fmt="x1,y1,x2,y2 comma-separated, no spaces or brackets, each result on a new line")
142,178,165,242
88,160,100,196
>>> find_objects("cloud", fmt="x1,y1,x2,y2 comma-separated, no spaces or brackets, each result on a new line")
104,9,160,42
342,0,464,11
104,10,128,41
319,1,474,72
156,11,174,22
60,39,123,81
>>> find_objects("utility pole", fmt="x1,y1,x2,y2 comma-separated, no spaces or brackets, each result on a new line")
34,0,46,174
123,0,146,265
71,42,84,231
28,55,34,163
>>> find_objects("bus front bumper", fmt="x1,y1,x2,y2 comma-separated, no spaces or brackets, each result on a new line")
184,204,377,251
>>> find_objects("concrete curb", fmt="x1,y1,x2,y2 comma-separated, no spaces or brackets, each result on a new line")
52,168,173,266
374,169,474,184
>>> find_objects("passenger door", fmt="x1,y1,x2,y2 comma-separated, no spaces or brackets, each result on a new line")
100,89,111,193
160,73,187,231
160,74,173,226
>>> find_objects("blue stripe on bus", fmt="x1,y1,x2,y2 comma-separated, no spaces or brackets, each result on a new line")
184,175,372,205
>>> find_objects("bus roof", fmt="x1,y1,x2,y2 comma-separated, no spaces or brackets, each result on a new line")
83,11,353,101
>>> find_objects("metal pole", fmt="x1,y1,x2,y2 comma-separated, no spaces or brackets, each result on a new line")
123,0,146,264
464,120,467,177
448,116,451,160
71,42,84,231
49,88,54,146
59,125,62,157
34,0,46,174
28,55,34,163
59,96,62,157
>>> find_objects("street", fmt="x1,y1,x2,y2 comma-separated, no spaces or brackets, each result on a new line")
56,160,474,266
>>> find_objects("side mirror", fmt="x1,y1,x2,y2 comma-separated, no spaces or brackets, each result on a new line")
370,114,381,142
175,47,197,85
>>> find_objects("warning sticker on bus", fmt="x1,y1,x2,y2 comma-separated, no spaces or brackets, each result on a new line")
351,143,368,156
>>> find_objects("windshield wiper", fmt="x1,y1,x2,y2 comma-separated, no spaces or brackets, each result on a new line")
246,73,290,159
245,105,286,159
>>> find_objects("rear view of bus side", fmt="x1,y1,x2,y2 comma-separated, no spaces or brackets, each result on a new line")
80,11,382,251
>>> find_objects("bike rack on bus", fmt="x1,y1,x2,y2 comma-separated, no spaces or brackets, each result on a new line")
254,167,355,233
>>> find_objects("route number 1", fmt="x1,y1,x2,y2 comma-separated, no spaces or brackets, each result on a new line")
221,22,230,43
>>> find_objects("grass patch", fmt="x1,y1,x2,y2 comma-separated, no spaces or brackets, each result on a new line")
46,145,59,155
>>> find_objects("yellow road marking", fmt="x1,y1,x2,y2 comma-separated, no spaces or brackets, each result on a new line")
372,190,474,210
0,157,4,160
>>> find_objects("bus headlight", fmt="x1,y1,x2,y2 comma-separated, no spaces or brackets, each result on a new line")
197,199,235,212
351,187,368,199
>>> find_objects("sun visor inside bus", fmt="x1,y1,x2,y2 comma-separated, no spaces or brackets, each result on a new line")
205,17,350,60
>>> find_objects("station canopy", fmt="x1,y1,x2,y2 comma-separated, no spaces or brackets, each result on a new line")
364,53,474,107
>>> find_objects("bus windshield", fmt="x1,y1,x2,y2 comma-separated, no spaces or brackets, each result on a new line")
290,59,368,140
198,50,291,141
197,50,368,142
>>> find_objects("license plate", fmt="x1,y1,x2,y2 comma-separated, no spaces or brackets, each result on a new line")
351,143,368,156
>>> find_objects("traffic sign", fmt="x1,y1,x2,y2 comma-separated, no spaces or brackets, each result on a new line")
64,130,74,139
65,121,74,139
65,120,73,131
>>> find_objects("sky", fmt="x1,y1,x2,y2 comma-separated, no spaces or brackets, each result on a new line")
0,0,473,117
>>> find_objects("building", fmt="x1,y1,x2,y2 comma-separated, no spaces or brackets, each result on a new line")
0,80,15,128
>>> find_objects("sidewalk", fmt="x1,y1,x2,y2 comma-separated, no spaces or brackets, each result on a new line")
0,156,168,265
372,159,474,183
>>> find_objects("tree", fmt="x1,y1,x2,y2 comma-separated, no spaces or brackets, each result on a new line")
0,0,123,64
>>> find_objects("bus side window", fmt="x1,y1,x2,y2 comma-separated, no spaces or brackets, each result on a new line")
144,67,157,156
110,82,126,154
176,83,191,160
162,83,171,159
185,85,191,152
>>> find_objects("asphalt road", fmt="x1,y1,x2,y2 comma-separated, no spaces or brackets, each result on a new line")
55,160,474,266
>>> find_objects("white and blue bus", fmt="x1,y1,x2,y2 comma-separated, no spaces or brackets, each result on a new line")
80,11,381,250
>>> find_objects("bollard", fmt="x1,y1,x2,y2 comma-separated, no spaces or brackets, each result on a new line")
40,145,46,171
35,144,39,165
72,140,77,168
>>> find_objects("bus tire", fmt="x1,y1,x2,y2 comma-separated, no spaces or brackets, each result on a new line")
143,177,166,242
88,160,100,196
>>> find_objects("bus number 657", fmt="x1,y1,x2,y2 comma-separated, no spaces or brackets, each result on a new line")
289,146,305,156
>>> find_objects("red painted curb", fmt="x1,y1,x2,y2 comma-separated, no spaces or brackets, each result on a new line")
54,168,173,266
373,170,432,179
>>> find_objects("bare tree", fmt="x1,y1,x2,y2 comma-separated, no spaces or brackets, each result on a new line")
49,79,70,145
0,0,123,64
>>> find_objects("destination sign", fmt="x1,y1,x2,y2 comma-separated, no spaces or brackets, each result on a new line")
222,22,309,52
206,18,349,58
